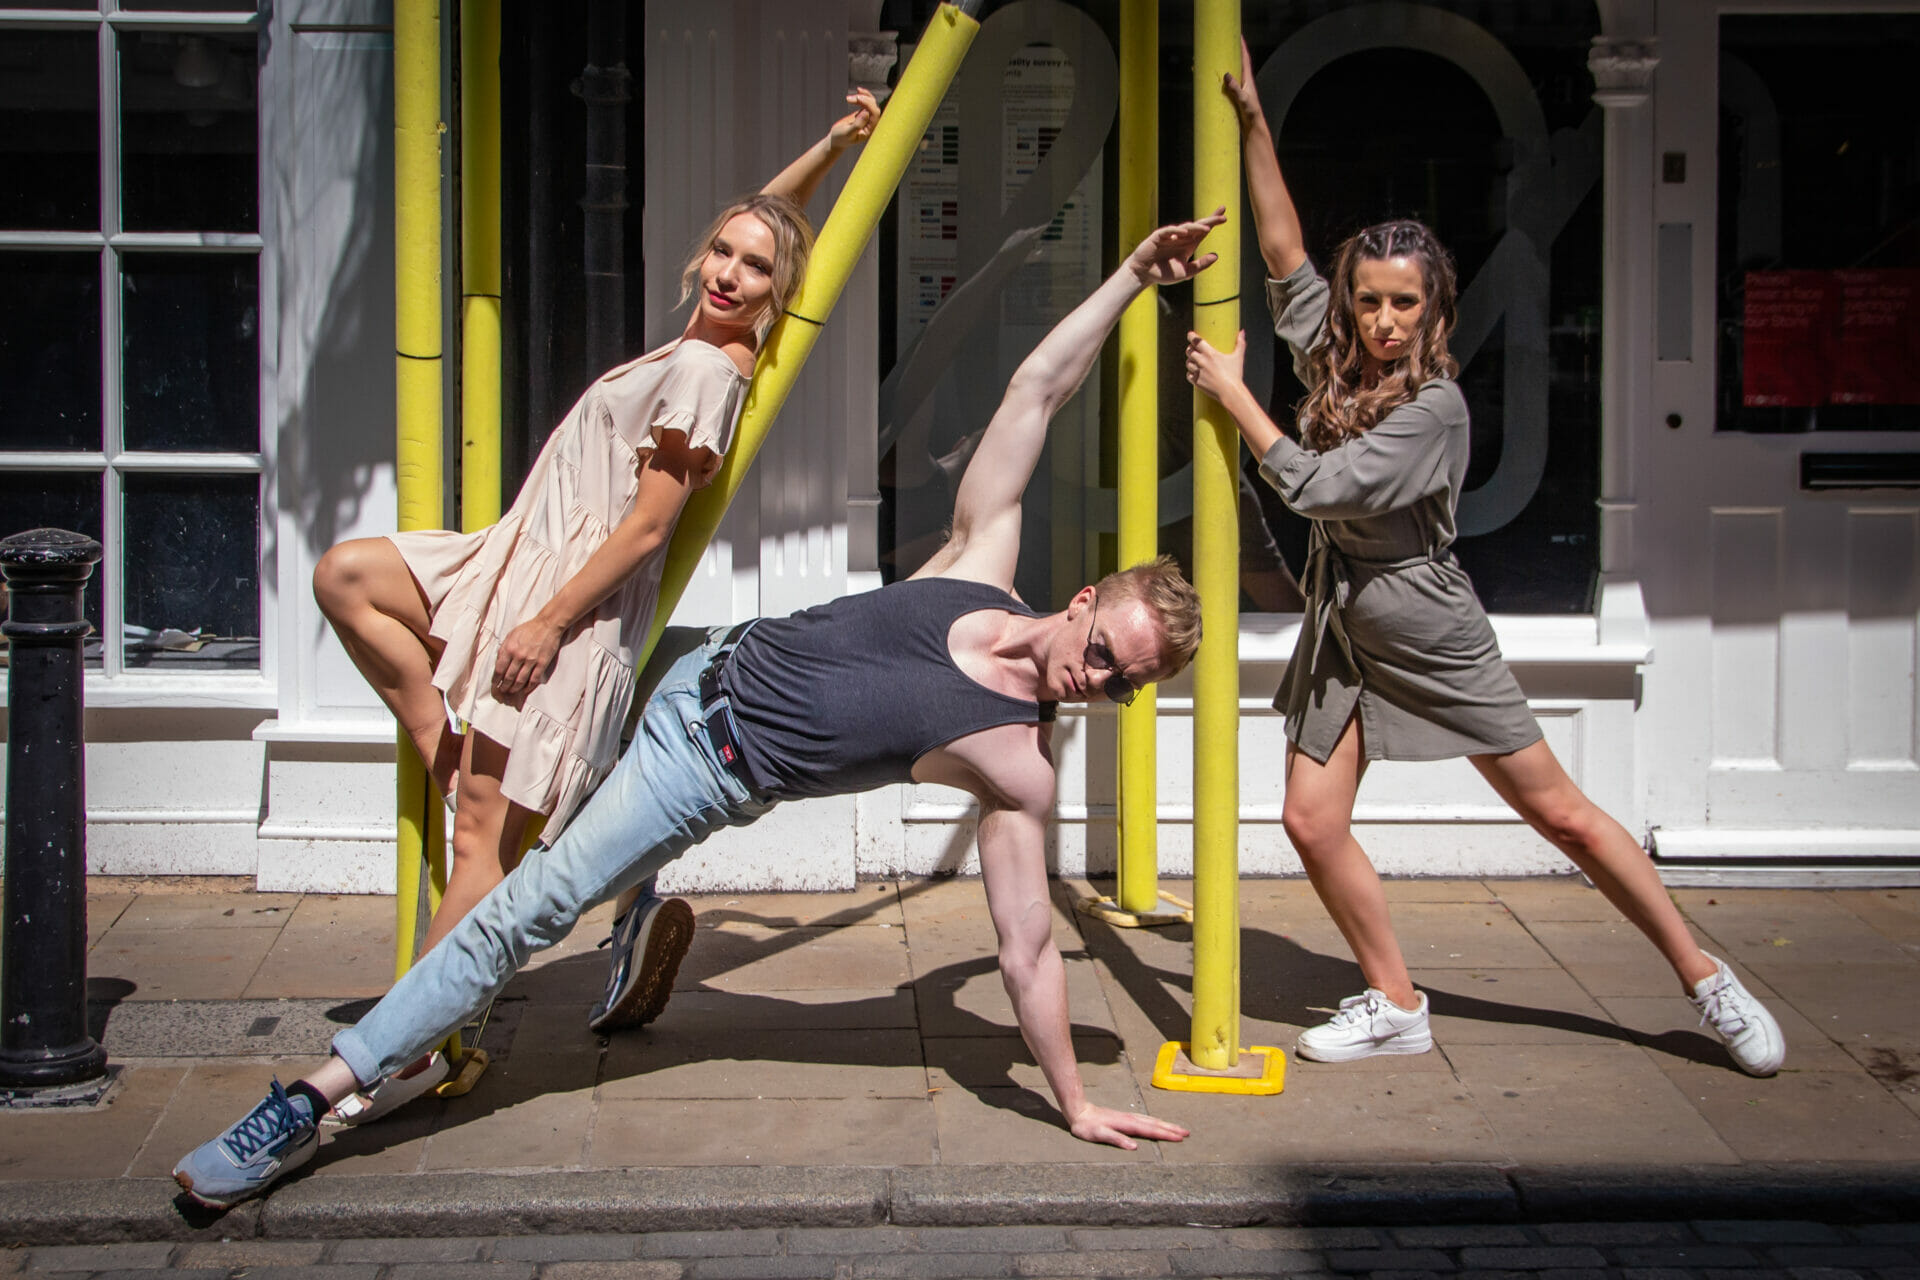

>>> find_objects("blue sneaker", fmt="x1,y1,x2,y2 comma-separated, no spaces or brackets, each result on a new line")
173,1078,318,1208
588,896,695,1032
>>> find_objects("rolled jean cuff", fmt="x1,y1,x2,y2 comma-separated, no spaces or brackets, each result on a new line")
331,1026,384,1088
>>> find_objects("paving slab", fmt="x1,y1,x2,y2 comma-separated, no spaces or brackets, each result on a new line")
690,886,906,930
1677,889,1917,969
660,988,918,1035
678,925,913,992
1520,919,1729,998
1419,968,1629,1048
243,895,407,999
592,1096,937,1167
110,893,303,932
0,1065,182,1181
1482,877,1627,924
929,1083,1162,1165
1387,900,1561,969
1836,1034,1920,1117
87,927,279,1002
1827,888,1920,944
1445,1043,1741,1165
1659,1059,1920,1162
1747,960,1920,1042
599,1028,929,1100
1149,1065,1504,1166
1597,993,1859,1073
425,1051,598,1172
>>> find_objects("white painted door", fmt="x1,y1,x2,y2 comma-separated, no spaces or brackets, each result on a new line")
1638,2,1920,874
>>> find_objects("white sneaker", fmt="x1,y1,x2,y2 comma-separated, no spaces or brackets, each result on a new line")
1690,953,1785,1077
322,1050,449,1127
1296,988,1433,1062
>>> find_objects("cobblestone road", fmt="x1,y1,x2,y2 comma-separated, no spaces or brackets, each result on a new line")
8,1220,1920,1278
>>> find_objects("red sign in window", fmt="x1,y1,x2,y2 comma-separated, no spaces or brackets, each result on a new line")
1744,269,1920,407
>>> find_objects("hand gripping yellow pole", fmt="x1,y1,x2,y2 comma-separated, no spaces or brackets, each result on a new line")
641,4,981,660
1078,0,1189,932
392,0,444,982
1155,0,1282,1096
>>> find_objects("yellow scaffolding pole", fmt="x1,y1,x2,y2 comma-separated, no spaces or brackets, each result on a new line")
640,4,982,660
1156,0,1282,1096
461,0,502,533
392,0,444,983
1080,0,1188,932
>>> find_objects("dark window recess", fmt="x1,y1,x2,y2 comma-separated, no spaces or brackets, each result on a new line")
122,472,259,668
0,471,105,664
0,29,99,231
122,254,260,453
0,252,101,452
119,30,259,233
1717,15,1920,433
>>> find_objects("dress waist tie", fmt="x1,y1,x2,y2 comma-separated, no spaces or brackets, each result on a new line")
1299,526,1444,679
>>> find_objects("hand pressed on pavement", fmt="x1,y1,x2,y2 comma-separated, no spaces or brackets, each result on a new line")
1067,1101,1190,1151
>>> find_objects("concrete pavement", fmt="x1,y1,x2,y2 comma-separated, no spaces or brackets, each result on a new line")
1,874,1916,1244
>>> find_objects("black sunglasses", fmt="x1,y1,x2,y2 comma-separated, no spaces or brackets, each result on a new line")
1084,591,1140,707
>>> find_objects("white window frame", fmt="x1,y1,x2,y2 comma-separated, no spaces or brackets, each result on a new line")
0,3,276,708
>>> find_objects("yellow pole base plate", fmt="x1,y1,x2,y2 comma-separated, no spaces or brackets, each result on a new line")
434,1047,489,1098
1152,1040,1285,1095
1076,892,1194,928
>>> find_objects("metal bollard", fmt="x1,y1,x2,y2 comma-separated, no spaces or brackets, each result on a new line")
0,527,108,1092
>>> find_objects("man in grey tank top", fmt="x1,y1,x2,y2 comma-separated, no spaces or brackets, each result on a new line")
173,214,1226,1207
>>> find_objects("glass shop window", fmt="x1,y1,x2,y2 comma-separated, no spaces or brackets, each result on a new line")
1717,15,1920,433
0,14,263,673
877,0,1602,614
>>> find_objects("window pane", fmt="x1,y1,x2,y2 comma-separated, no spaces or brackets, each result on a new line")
1717,16,1920,433
122,253,259,452
0,30,99,230
120,30,258,232
122,472,258,669
0,252,101,452
121,0,260,9
0,471,106,666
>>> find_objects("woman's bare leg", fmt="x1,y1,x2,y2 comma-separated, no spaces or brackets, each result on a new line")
419,729,533,956
1282,716,1418,1010
1471,740,1716,993
312,537,462,796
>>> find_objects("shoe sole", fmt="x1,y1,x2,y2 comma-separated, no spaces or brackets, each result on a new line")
588,898,695,1033
1295,1033,1433,1063
173,1133,316,1209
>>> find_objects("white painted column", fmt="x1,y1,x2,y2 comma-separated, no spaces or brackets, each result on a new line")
1588,35,1659,655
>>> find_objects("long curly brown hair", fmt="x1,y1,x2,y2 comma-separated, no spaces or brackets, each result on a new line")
1297,220,1459,451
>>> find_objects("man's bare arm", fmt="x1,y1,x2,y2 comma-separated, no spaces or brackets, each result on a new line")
915,212,1226,588
974,797,1190,1149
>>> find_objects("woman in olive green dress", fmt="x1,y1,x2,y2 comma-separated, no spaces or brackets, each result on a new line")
1183,44,1784,1077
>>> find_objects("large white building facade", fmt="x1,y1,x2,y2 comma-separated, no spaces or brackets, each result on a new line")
2,0,1915,891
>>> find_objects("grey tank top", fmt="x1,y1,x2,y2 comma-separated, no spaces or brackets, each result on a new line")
718,577,1056,801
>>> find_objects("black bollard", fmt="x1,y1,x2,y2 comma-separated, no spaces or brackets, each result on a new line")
0,527,108,1091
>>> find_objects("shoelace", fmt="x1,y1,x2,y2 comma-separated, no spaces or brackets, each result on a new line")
1326,991,1382,1028
222,1083,302,1160
1695,979,1750,1036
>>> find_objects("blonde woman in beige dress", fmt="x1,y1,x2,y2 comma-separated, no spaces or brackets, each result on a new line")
1183,46,1785,1078
309,90,881,1116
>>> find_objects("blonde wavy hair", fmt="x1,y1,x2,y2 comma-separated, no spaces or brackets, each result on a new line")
1297,219,1459,451
676,192,816,344
1094,555,1203,674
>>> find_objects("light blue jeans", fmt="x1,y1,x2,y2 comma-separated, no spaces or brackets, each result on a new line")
332,633,771,1085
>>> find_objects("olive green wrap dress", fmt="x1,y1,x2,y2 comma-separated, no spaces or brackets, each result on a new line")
1260,259,1541,765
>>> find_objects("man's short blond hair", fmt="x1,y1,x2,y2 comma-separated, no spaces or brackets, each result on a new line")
1094,555,1202,674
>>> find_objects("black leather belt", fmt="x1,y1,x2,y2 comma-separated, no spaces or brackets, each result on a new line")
697,621,759,784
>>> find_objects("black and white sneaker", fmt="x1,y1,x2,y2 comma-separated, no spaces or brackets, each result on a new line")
588,896,695,1033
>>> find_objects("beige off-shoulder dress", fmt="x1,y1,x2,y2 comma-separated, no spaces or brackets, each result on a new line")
388,337,748,836
1261,259,1542,765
